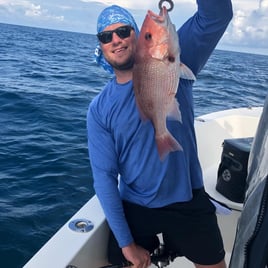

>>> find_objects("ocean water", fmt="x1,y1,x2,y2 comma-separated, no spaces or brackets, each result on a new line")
0,22,267,268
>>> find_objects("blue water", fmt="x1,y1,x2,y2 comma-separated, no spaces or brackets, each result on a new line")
0,22,267,268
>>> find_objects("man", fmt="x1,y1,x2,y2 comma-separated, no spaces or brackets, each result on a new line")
87,1,233,267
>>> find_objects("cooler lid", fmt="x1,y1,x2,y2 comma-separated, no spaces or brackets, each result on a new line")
224,137,254,153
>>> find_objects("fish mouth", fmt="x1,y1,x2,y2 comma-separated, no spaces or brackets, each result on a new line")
147,6,168,24
147,9,165,23
159,6,168,17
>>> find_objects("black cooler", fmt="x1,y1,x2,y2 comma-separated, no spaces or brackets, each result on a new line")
216,137,254,203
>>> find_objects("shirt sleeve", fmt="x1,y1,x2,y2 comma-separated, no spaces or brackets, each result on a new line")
87,102,134,248
179,0,233,76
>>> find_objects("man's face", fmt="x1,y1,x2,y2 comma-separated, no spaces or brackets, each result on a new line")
99,23,137,71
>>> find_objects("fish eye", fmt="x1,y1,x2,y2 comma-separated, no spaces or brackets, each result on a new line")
168,56,175,62
145,32,152,40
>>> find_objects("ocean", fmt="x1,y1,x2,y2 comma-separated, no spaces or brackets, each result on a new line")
0,22,267,268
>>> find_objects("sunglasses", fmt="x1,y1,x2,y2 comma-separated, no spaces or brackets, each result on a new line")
97,25,134,44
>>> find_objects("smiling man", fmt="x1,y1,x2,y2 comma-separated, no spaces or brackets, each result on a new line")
88,2,233,268
94,6,139,83
97,24,136,72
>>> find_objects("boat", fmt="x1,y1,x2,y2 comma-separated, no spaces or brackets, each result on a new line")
23,104,267,268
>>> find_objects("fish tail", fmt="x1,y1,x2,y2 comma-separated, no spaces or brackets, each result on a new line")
156,131,183,160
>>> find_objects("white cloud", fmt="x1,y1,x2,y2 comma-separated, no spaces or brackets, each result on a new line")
0,0,64,22
24,3,42,17
260,0,268,8
222,0,268,52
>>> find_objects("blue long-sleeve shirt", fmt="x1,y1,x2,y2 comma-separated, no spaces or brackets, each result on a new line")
87,0,233,248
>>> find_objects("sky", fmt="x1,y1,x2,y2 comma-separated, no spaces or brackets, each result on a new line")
0,0,268,55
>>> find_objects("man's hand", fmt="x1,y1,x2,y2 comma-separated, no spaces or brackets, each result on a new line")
122,242,151,268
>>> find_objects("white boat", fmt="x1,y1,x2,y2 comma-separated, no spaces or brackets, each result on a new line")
23,105,266,268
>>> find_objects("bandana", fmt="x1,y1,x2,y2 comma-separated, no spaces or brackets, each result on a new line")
94,5,139,74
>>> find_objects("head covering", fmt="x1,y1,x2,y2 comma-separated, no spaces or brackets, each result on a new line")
94,5,139,74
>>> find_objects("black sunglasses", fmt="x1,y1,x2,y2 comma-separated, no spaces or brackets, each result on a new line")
97,25,134,44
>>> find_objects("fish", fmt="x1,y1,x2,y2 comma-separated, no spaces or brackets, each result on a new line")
133,6,196,160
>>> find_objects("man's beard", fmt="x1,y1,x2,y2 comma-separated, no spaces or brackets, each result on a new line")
109,55,135,71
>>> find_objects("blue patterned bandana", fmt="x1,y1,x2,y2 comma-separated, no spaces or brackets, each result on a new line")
94,5,139,74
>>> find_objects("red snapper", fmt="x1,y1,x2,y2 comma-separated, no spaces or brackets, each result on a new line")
133,7,195,160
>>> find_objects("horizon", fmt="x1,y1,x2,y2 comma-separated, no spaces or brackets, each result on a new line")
0,0,268,56
1,21,268,57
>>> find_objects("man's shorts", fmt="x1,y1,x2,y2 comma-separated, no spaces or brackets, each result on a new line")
108,188,225,266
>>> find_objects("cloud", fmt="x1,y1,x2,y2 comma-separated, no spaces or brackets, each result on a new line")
0,0,64,22
24,3,63,21
222,0,268,52
24,3,42,17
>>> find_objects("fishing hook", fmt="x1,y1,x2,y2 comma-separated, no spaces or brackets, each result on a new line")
158,0,174,12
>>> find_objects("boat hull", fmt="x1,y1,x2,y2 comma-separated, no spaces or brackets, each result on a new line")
23,107,263,268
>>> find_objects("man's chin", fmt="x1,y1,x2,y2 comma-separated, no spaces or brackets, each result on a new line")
111,59,134,71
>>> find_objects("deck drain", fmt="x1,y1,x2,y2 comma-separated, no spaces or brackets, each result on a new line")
68,219,94,233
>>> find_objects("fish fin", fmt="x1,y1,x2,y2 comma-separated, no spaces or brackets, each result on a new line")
179,62,196,81
167,99,182,123
156,131,183,161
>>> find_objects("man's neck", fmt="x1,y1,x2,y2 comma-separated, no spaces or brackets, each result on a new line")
114,69,133,84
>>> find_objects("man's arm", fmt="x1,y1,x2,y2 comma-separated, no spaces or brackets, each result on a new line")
87,100,152,266
179,0,233,76
87,103,134,248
